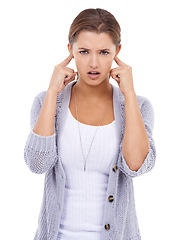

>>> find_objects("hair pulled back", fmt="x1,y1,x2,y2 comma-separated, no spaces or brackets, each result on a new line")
68,8,121,50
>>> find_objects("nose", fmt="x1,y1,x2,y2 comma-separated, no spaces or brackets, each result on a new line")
89,54,100,69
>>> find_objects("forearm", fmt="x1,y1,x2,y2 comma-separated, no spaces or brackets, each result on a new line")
33,89,58,136
122,91,150,171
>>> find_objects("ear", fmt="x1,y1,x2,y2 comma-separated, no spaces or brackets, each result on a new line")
67,43,74,58
115,45,121,56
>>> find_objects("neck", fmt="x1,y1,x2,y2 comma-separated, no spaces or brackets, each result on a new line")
74,77,112,102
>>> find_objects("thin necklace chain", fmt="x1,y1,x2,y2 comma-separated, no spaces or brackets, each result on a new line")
74,83,113,171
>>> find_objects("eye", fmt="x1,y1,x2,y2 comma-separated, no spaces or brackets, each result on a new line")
79,50,88,54
100,51,110,55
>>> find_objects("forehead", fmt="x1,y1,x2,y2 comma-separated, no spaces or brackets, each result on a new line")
73,30,115,49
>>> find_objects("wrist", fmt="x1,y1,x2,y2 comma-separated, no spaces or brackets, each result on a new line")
123,90,136,98
47,87,59,96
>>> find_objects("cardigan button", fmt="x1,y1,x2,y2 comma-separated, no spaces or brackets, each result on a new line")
108,195,114,202
112,165,118,172
104,224,110,230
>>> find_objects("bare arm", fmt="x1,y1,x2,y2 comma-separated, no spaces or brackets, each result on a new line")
110,55,156,177
122,91,150,171
33,54,77,137
32,89,58,136
24,54,76,174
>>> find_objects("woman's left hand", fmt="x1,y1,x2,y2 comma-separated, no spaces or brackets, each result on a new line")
110,56,135,96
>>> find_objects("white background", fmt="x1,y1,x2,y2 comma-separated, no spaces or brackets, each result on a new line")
0,0,178,239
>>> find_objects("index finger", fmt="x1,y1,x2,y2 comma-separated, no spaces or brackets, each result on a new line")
60,54,73,67
114,55,126,66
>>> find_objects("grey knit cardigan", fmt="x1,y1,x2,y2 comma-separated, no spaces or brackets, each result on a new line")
24,80,156,240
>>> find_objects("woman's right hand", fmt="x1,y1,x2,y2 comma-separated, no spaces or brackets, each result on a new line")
48,54,77,94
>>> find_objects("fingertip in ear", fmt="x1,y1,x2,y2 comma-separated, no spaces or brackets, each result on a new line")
67,43,73,56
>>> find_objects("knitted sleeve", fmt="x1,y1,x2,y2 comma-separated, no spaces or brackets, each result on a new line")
118,96,156,178
24,92,58,174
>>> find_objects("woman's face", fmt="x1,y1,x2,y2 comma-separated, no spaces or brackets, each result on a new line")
68,30,121,86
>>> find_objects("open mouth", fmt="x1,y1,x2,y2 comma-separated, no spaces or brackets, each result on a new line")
88,71,100,75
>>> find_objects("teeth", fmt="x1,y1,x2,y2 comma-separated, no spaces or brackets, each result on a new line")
89,72,99,74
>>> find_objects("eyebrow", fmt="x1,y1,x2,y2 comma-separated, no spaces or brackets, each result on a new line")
78,48,111,51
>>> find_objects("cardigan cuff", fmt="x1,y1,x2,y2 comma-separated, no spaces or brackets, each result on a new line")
25,130,56,153
120,145,155,178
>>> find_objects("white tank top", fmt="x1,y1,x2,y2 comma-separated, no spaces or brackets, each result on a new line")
57,107,119,240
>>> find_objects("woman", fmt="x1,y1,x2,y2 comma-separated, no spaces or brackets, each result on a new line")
24,8,156,240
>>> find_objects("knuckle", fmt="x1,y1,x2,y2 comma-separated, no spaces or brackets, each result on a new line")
54,65,59,70
127,65,132,70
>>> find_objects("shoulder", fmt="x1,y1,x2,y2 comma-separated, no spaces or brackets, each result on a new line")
34,91,46,102
113,84,154,109
113,84,154,117
32,90,64,105
136,95,154,111
137,95,155,129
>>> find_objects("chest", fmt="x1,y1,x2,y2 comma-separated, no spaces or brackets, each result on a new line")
60,107,119,172
69,92,115,126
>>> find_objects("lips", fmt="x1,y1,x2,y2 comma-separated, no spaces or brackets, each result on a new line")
87,71,101,80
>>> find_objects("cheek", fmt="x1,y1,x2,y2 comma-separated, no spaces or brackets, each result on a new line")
104,58,113,70
74,56,84,70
